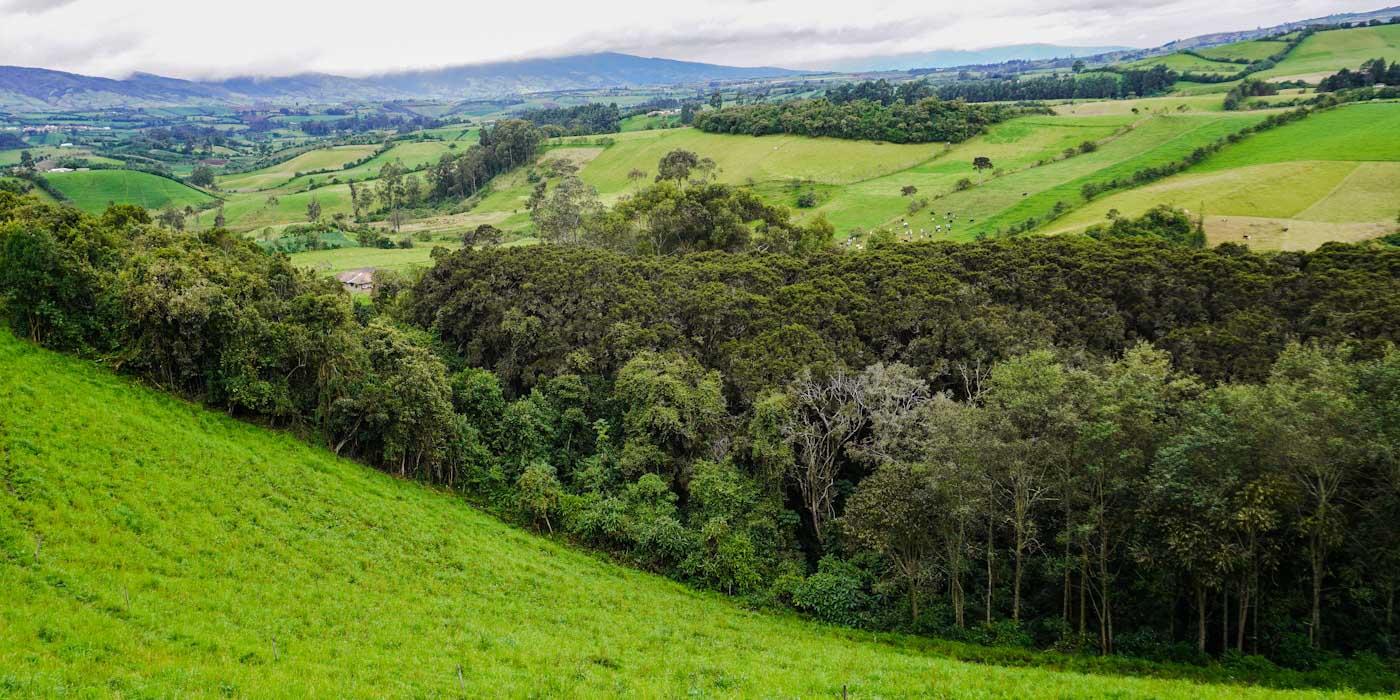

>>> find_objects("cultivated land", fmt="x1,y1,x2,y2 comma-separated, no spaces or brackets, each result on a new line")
1256,24,1400,80
46,169,215,214
216,144,380,192
1043,102,1400,248
0,332,1377,699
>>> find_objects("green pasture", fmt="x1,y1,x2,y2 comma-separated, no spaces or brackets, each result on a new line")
1256,24,1400,80
45,169,215,214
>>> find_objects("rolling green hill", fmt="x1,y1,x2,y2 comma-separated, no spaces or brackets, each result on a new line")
45,169,216,214
1258,24,1400,81
0,331,1374,698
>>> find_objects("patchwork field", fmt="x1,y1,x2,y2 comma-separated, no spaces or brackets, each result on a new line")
1042,103,1400,249
217,144,380,192
0,332,1373,698
46,169,215,214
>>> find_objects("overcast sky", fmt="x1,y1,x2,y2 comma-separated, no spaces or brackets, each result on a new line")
0,0,1385,79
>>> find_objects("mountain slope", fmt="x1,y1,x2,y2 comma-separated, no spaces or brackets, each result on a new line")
0,53,800,109
0,332,1361,698
824,44,1130,72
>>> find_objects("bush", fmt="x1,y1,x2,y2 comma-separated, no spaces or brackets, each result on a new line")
791,557,870,626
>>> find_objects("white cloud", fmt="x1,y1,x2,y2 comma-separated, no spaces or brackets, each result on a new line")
0,0,1383,79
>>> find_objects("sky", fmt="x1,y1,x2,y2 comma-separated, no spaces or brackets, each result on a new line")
0,0,1386,79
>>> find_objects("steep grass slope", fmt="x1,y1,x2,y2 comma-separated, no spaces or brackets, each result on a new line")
46,169,215,214
0,333,1369,698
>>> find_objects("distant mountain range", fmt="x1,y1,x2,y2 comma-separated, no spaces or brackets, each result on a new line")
2,4,1397,110
0,52,801,110
822,45,1131,73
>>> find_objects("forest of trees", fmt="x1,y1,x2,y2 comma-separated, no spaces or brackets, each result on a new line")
1319,58,1400,92
519,103,622,136
691,97,1030,143
823,68,1178,106
2,187,1399,689
423,119,544,200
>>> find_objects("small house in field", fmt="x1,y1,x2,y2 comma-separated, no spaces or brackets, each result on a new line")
335,267,377,292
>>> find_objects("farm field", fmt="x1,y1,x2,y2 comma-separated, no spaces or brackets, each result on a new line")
46,169,215,214
1042,103,1400,249
0,331,1375,699
1256,24,1400,80
216,144,380,192
1196,39,1288,62
220,182,355,230
289,238,464,274
279,139,460,191
909,111,1266,240
1128,52,1241,75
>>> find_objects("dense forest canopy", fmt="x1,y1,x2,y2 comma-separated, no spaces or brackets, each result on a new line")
826,67,1179,105
691,97,1031,143
518,102,622,136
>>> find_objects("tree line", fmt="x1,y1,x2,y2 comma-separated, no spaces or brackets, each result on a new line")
691,97,1033,144
824,68,1178,106
1319,58,1400,92
518,103,622,136
423,119,544,201
2,191,1398,689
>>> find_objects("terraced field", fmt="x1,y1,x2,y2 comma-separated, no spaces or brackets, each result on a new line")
1043,102,1400,250
46,169,215,214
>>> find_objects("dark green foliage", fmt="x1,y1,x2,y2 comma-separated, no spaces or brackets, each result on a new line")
691,97,1026,144
519,102,621,136
1086,206,1204,248
1223,78,1279,110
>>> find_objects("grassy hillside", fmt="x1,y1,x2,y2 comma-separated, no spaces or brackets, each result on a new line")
46,169,215,214
1258,24,1400,80
0,332,1375,698
1044,102,1400,249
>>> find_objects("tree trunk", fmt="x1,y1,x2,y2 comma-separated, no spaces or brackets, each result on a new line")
985,515,995,625
1310,535,1323,647
909,574,919,623
1236,582,1249,652
1079,555,1087,636
1195,582,1207,653
1221,588,1229,654
1099,527,1112,655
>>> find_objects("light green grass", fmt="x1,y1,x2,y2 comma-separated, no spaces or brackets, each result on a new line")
278,140,457,192
1196,40,1287,63
217,144,380,192
918,113,1264,239
46,170,215,214
1192,102,1400,171
0,332,1369,698
577,127,945,193
1126,52,1240,76
1040,103,1400,250
221,184,354,231
288,240,463,275
1257,24,1400,80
